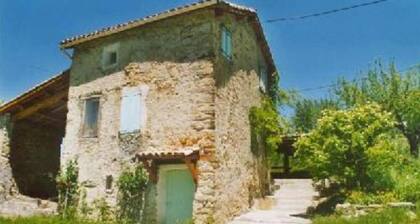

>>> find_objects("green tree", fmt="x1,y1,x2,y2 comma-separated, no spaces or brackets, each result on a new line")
295,104,401,191
334,63,420,157
292,98,338,132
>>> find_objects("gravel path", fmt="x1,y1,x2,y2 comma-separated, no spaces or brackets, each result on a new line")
229,179,318,224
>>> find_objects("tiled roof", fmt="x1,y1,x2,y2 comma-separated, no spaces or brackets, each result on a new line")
136,148,200,160
60,0,256,48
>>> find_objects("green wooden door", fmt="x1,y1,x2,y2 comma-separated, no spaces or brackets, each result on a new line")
164,169,195,224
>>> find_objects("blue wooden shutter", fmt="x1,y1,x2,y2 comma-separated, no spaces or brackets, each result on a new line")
120,86,147,133
226,29,232,57
221,27,227,54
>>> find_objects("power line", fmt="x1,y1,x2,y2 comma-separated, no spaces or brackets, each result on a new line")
265,0,390,23
294,63,419,93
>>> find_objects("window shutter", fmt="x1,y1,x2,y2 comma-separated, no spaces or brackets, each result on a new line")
221,28,227,53
226,30,232,57
120,86,148,133
83,98,100,137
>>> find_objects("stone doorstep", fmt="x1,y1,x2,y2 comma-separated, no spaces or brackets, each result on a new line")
0,195,57,218
253,196,276,210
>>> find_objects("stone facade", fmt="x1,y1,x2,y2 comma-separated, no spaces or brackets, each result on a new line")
0,115,16,203
61,6,274,224
212,12,270,224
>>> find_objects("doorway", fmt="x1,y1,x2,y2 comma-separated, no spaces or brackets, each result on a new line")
157,164,195,224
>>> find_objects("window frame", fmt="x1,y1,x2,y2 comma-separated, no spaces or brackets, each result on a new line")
119,86,148,134
102,42,120,69
81,97,101,138
220,25,232,60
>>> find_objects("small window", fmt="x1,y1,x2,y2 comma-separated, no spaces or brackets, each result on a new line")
102,43,119,68
221,25,232,59
259,67,268,93
105,175,113,190
83,98,100,137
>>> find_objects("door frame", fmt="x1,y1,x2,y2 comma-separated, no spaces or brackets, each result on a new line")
157,164,194,224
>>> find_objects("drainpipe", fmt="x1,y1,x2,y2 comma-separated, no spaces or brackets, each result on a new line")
60,47,73,60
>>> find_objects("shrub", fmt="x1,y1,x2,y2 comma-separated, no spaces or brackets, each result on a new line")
249,98,286,164
347,191,398,205
394,159,420,202
92,198,113,222
313,207,419,224
295,104,397,192
116,164,149,224
56,160,79,219
0,216,117,224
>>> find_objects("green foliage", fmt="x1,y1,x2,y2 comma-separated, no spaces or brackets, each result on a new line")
334,62,420,157
92,198,113,223
393,158,420,202
116,164,149,224
56,160,79,219
347,191,398,205
295,104,397,191
249,97,286,164
313,207,420,224
292,98,339,132
0,216,117,224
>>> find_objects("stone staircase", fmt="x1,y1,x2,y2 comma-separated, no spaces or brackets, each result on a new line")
229,179,318,224
0,195,57,217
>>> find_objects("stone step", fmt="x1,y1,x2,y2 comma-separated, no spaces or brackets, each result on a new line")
229,179,316,224
0,196,57,218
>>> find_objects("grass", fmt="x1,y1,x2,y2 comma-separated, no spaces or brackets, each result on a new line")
0,216,115,224
313,207,420,224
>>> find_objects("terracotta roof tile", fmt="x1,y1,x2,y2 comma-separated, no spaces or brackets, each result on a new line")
60,0,256,48
136,147,200,160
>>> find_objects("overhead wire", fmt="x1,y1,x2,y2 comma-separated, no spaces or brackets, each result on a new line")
265,0,390,23
294,63,419,92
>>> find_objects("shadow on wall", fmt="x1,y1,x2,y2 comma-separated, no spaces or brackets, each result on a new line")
10,121,63,200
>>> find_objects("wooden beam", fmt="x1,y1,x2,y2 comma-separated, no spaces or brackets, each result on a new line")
50,103,67,114
184,158,199,185
24,116,63,130
139,159,158,183
13,90,67,121
33,112,62,124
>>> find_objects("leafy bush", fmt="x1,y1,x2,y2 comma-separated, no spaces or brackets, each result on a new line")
92,198,113,222
393,159,420,202
313,207,419,224
56,160,79,219
347,191,398,205
249,98,286,164
116,164,149,224
0,216,117,224
295,104,397,192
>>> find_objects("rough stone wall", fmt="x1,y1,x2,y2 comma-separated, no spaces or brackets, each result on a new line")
10,122,62,199
64,6,273,223
70,9,216,87
62,60,216,222
212,13,270,224
0,115,16,202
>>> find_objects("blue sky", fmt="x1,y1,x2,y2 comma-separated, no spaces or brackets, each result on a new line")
0,0,419,102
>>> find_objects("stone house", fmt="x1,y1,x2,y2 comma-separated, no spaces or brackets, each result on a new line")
0,0,277,223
